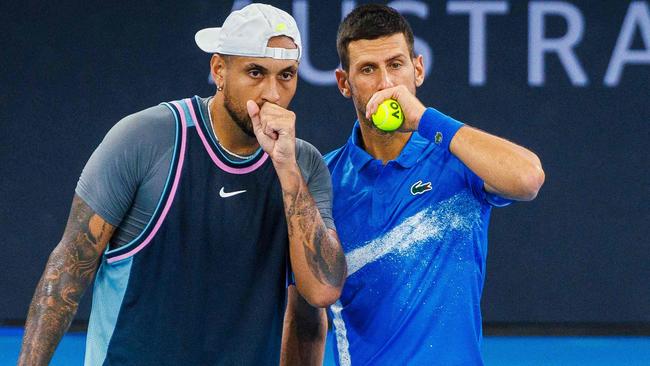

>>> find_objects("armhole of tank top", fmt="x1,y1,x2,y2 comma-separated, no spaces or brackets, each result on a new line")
104,101,188,264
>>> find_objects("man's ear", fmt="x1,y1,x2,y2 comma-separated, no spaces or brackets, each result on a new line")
335,69,352,98
210,54,227,88
414,55,425,87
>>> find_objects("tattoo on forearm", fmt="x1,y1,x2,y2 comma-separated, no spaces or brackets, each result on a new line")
19,195,112,365
304,224,346,287
284,178,346,287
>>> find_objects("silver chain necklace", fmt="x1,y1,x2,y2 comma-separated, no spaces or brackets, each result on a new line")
207,98,256,160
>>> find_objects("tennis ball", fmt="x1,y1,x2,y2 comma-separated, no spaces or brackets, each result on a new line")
371,99,403,131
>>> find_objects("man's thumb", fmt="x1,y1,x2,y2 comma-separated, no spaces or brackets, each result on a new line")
246,100,260,122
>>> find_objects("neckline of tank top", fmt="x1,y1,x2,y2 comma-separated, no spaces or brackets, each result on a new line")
206,97,260,160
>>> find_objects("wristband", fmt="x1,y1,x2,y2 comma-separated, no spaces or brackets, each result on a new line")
417,107,464,151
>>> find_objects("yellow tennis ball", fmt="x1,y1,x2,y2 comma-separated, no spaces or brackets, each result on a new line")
371,99,403,131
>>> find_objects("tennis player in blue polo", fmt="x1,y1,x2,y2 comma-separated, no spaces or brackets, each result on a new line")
284,4,545,365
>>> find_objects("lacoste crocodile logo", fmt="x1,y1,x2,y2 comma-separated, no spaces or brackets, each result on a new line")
434,132,443,144
410,180,432,195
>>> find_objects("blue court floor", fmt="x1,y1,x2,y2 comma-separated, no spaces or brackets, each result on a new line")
2,327,649,365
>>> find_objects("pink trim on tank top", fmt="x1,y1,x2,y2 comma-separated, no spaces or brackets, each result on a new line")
188,98,269,174
106,101,188,264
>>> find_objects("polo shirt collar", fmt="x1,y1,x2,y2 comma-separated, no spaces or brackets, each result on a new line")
347,121,374,171
346,121,431,171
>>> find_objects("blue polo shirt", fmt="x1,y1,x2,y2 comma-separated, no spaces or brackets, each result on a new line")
324,112,510,365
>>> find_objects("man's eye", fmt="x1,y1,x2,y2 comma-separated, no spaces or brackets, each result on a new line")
361,66,373,74
280,72,294,80
390,62,402,69
249,70,262,78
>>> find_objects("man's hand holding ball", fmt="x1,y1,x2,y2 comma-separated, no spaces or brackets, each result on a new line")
365,85,426,132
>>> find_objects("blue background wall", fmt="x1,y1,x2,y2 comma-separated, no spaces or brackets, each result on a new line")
1,0,648,326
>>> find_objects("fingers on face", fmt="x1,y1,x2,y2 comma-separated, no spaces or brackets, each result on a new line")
260,104,295,125
366,85,408,118
246,100,260,117
259,104,291,140
247,101,262,130
366,90,388,119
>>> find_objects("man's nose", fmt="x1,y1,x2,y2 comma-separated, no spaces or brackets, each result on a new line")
261,78,281,104
377,67,396,90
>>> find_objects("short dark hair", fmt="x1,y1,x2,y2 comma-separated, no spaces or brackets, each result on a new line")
336,4,415,71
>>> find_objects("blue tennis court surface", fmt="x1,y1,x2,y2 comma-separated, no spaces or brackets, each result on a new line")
479,336,650,366
1,328,85,365
2,327,649,365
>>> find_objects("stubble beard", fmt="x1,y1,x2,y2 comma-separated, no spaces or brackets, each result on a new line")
223,88,256,138
350,80,417,134
350,87,372,129
351,88,392,136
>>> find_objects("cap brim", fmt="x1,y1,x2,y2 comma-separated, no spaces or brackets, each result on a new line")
195,27,222,53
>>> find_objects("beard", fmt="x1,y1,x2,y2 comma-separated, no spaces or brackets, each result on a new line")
223,88,256,138
350,81,418,132
352,93,370,125
350,88,380,132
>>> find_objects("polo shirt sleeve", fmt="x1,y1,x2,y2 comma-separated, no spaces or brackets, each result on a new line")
420,107,512,208
463,166,513,207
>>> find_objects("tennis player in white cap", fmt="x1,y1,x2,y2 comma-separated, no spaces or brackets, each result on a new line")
19,4,345,365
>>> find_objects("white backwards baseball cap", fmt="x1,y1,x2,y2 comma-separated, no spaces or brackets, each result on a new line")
195,3,302,61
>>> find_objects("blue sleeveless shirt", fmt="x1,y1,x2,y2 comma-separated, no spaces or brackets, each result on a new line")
85,97,289,365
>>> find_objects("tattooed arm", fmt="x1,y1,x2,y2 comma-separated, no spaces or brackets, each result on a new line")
18,194,114,365
248,101,346,307
278,165,346,306
281,286,328,366
278,165,342,361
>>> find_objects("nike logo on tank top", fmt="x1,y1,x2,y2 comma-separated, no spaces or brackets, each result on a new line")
85,97,290,365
